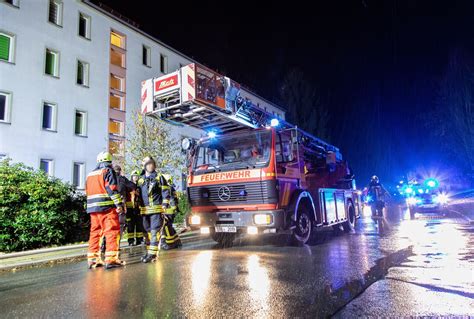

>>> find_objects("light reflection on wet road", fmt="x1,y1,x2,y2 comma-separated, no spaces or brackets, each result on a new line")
0,208,472,318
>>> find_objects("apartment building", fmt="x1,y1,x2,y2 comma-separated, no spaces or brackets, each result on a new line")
0,0,286,189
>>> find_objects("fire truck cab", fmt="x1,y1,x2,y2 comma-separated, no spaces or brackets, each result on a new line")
141,63,361,245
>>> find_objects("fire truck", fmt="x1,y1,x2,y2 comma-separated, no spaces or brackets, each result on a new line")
141,63,361,245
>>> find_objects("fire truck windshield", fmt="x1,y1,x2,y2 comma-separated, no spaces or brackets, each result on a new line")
193,130,271,173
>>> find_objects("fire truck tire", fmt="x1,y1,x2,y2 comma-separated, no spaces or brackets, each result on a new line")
292,205,313,245
210,229,236,245
342,201,356,232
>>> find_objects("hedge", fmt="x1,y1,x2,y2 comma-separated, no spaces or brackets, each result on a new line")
0,159,192,252
0,159,88,252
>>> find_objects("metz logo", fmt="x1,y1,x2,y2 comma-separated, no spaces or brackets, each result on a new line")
155,75,178,91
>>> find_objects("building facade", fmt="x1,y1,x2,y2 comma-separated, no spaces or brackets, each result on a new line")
0,0,285,189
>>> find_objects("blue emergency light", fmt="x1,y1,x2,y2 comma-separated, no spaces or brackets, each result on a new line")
207,131,217,139
270,118,279,127
424,178,439,189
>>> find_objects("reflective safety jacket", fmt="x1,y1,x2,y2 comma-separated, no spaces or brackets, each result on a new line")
137,171,170,215
164,181,179,215
116,175,137,209
85,164,123,213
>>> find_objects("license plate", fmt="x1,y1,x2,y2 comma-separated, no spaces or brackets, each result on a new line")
215,226,237,233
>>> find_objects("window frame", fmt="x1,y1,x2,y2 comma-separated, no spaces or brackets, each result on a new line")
0,31,15,63
108,138,124,156
78,12,91,40
48,0,63,27
0,90,12,124
74,109,87,137
142,45,151,67
76,59,89,87
72,161,86,189
39,158,54,176
110,74,124,92
160,53,168,73
3,0,20,8
44,47,60,78
110,47,126,68
41,101,58,132
110,30,125,49
109,92,125,111
108,118,124,137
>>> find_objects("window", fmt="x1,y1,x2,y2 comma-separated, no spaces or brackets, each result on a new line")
78,12,91,39
4,0,20,7
0,91,12,123
110,31,124,48
109,93,124,110
160,54,168,73
45,48,59,77
142,45,150,67
109,119,123,136
73,162,85,189
40,159,53,176
110,74,124,92
48,0,63,26
42,102,57,131
276,132,295,163
109,139,123,156
110,49,125,68
0,32,14,63
76,60,89,86
74,110,87,136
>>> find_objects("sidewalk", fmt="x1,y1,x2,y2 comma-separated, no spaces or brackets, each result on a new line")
0,229,199,272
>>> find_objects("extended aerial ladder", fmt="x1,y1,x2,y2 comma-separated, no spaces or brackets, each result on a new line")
141,63,341,158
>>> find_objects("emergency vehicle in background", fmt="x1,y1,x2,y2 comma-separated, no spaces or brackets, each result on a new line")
141,63,361,245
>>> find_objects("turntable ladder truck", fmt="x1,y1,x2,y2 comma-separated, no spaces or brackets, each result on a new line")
141,63,361,245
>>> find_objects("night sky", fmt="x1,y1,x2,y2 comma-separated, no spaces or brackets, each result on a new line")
97,0,474,186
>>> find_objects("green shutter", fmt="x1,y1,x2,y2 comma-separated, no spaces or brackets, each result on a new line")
77,61,83,84
45,51,54,75
0,35,11,61
75,112,83,135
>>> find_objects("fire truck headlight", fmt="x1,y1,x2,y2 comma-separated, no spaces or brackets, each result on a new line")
247,226,258,235
190,215,201,225
200,227,210,234
434,193,449,204
254,214,272,225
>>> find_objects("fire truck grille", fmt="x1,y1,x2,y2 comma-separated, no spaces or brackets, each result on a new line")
188,180,278,206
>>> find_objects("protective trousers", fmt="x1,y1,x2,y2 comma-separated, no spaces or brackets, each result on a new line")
88,209,121,264
126,208,144,245
162,215,180,248
142,213,163,256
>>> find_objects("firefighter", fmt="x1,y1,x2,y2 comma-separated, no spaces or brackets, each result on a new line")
125,170,144,246
367,175,389,217
160,174,183,250
86,151,124,269
137,156,170,263
113,164,135,239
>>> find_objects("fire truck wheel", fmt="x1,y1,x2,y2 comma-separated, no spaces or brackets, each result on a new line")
342,201,356,232
210,229,236,245
292,205,313,245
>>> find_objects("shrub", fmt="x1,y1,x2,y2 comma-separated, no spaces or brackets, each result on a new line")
0,159,87,252
175,191,190,224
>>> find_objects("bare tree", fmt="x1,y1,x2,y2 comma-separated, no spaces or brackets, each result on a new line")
429,49,474,176
279,68,330,140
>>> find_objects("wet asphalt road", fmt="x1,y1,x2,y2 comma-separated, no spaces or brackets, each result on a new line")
0,207,472,318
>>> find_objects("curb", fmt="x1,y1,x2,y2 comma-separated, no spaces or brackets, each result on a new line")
0,230,199,272
449,209,474,224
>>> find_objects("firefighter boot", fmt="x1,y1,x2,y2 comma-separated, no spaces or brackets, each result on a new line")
141,254,157,263
105,259,125,269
